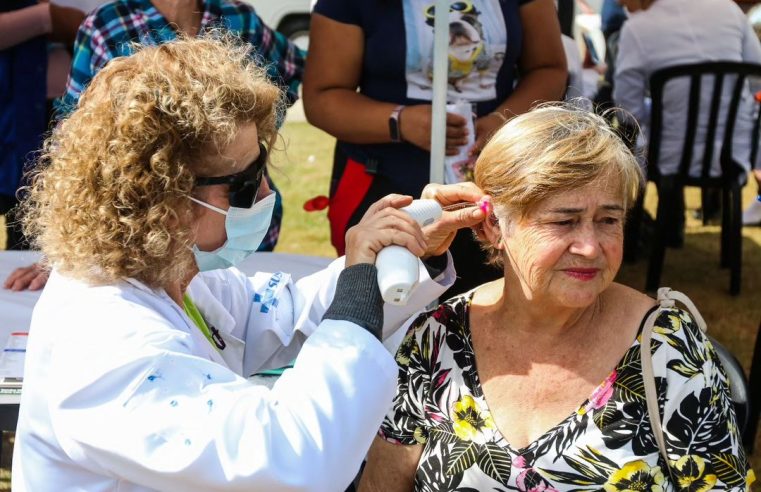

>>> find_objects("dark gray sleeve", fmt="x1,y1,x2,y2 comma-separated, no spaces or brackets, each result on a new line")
322,263,383,340
421,253,448,279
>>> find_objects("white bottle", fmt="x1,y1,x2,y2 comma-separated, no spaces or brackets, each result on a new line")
443,100,475,184
376,200,443,305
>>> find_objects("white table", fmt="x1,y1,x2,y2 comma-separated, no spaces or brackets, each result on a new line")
0,250,332,343
0,251,43,347
0,250,333,438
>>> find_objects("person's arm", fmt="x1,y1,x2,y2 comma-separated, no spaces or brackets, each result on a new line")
58,11,102,114
359,307,442,491
654,309,754,490
359,437,423,492
44,195,428,490
472,0,567,153
302,13,468,155
236,185,487,374
740,14,761,93
741,10,761,64
240,9,305,106
613,23,649,126
0,4,51,50
46,300,400,491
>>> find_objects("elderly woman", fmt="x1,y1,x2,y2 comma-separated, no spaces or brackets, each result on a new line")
359,105,754,491
13,36,487,491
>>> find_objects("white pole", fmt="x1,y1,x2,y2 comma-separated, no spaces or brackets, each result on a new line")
429,0,449,184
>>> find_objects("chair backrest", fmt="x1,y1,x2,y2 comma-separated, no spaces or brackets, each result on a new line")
648,61,761,185
709,336,750,434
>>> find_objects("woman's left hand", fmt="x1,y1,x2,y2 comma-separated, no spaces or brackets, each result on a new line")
421,182,491,257
470,114,505,156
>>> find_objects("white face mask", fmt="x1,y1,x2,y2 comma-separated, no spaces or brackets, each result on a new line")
190,192,276,271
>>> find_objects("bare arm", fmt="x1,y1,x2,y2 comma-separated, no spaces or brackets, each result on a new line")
473,0,567,151
0,4,51,51
358,436,423,492
502,0,568,115
303,13,467,154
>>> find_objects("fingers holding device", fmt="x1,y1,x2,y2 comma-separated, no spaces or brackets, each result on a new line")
375,194,492,306
344,194,428,268
344,185,492,306
375,199,443,305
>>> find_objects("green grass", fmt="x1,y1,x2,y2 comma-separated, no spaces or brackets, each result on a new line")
2,120,760,485
269,122,338,258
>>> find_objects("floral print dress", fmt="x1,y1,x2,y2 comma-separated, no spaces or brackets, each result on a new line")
379,293,755,492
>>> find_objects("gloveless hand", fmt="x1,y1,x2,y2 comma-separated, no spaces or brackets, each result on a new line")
344,194,427,267
420,182,491,257
4,262,49,291
470,113,505,156
399,105,469,156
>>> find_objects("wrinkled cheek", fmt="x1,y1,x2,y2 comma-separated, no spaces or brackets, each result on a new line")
604,240,624,279
506,234,555,292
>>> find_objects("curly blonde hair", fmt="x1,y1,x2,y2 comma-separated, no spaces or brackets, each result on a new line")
474,103,643,267
21,35,284,287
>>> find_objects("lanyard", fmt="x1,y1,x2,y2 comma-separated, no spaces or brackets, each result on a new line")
182,294,226,351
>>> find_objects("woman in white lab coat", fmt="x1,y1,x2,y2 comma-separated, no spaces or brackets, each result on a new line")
12,36,488,491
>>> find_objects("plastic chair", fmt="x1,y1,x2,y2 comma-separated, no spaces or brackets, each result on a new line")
644,62,761,296
709,337,750,437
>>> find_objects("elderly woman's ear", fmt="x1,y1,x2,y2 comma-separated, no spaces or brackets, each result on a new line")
481,214,505,250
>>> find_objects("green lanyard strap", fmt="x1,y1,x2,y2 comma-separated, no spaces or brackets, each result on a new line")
182,294,226,350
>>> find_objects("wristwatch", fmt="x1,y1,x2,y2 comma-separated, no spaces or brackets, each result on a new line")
389,105,405,143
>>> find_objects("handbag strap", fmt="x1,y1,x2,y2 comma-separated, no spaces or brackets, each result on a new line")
640,287,707,481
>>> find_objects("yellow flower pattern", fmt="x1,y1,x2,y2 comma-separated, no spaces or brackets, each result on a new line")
603,460,665,492
670,455,717,492
380,295,753,491
451,395,494,441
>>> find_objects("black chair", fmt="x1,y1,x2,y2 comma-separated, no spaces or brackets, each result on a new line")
644,62,761,296
709,337,750,439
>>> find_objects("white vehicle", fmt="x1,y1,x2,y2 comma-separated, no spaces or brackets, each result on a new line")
249,0,312,51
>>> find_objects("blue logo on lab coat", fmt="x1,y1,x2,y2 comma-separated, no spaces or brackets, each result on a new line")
253,272,283,313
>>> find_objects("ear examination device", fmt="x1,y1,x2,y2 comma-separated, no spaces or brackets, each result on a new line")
376,199,443,305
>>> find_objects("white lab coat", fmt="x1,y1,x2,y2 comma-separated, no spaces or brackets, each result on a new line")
613,0,761,177
13,256,455,491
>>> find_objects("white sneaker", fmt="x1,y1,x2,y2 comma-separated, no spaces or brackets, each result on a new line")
742,198,761,225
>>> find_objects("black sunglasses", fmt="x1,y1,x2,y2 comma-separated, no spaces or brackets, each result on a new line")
194,143,267,208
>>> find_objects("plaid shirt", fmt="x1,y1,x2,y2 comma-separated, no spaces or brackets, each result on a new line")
60,0,303,251
62,0,305,112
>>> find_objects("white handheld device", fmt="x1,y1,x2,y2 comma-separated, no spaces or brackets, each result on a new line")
376,199,443,305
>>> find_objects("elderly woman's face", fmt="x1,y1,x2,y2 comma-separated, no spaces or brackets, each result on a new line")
192,122,270,252
501,176,625,308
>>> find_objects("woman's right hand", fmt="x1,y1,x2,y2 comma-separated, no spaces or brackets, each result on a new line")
400,105,469,156
345,194,427,268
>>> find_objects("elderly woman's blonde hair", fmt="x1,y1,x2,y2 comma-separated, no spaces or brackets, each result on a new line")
474,103,643,266
22,35,284,287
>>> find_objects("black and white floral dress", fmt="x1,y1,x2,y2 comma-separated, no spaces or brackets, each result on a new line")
379,293,755,491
